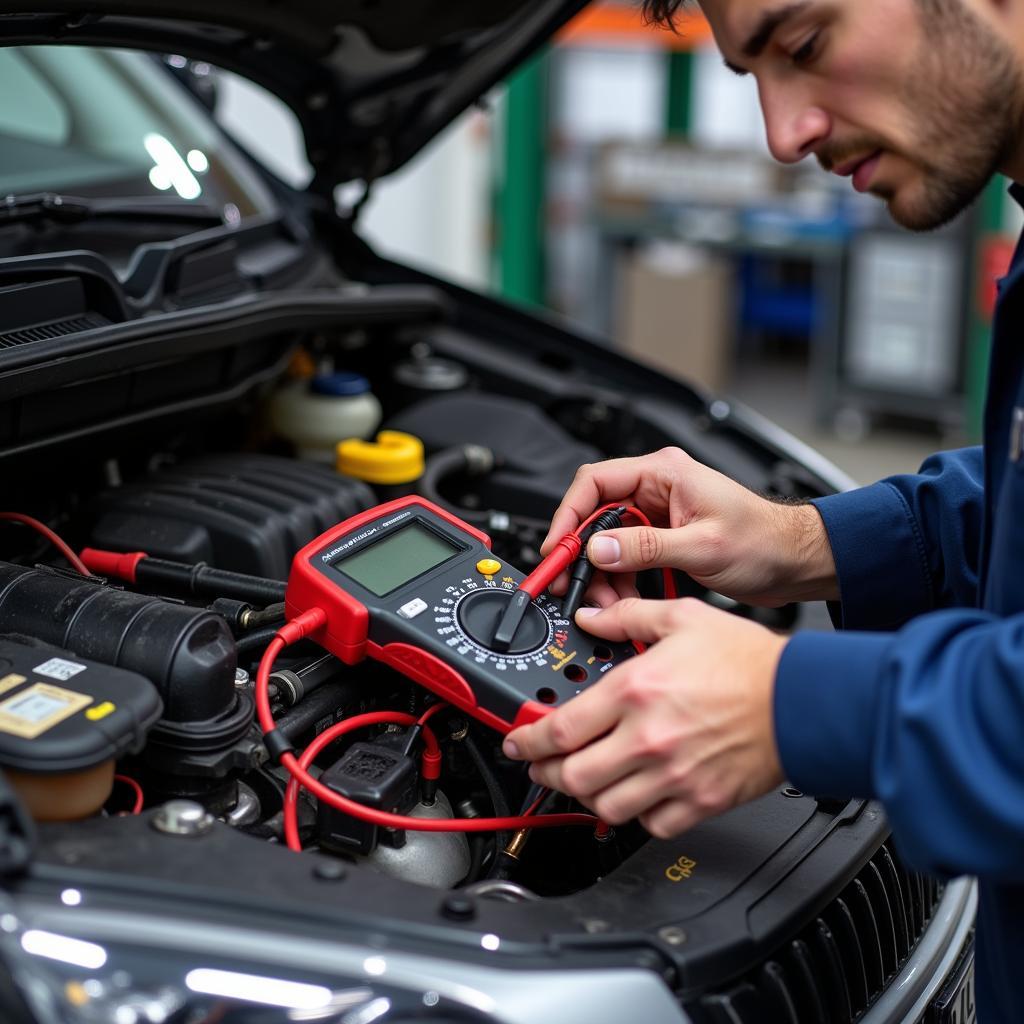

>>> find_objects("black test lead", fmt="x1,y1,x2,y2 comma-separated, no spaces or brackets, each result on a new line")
562,506,627,620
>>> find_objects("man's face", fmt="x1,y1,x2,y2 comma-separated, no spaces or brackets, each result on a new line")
700,0,1024,230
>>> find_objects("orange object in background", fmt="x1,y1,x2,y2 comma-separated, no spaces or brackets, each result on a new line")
977,236,1017,321
558,1,712,49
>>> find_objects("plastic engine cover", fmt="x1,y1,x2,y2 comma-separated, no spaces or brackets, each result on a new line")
385,392,601,519
88,453,376,579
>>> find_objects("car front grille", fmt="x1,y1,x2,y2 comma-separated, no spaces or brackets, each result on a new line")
692,839,944,1023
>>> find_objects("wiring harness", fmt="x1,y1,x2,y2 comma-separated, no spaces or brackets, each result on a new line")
257,611,598,846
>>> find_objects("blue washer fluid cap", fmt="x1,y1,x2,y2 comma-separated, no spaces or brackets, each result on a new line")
309,372,371,397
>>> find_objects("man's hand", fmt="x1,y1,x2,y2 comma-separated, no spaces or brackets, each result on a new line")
503,598,788,839
543,447,838,607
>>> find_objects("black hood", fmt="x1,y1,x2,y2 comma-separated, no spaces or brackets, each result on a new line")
0,0,589,190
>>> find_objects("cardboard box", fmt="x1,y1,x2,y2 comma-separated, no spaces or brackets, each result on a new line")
617,243,733,393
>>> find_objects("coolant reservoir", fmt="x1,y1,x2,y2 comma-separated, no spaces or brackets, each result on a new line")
335,431,424,499
0,638,162,821
270,372,382,462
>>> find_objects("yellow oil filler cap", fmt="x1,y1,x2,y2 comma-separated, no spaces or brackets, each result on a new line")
336,431,425,485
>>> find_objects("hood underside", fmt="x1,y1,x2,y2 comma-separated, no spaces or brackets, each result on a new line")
0,0,589,188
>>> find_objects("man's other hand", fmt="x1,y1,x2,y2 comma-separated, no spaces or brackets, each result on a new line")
503,598,788,839
543,447,839,607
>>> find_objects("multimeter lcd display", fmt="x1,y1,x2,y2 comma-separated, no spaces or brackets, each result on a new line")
334,521,462,596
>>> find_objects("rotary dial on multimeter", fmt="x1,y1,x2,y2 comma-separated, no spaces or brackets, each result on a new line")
439,579,585,672
285,496,633,733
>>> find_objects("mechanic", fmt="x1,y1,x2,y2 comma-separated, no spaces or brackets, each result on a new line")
502,0,1024,1017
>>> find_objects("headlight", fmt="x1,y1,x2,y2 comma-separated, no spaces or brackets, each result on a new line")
0,886,686,1024
0,892,486,1024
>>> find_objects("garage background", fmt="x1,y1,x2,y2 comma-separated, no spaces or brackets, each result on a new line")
211,0,1021,486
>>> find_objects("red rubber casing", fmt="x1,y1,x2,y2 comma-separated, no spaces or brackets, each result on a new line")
285,497,546,732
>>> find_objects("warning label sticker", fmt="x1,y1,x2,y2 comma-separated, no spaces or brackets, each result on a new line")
0,684,92,739
33,658,87,682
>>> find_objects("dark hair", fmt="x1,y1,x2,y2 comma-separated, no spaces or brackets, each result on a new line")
640,0,689,27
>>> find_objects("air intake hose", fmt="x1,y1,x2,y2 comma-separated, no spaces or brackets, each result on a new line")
0,563,248,772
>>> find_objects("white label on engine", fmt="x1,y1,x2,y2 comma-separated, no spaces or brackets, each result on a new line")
34,658,87,681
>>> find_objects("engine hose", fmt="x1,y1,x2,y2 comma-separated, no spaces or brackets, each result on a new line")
276,681,359,742
235,625,281,658
417,446,552,536
462,834,488,887
461,727,513,855
416,446,494,525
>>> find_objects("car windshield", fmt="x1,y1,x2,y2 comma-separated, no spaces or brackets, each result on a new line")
0,46,278,263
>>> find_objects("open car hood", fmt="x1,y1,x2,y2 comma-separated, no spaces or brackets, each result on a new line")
0,0,588,189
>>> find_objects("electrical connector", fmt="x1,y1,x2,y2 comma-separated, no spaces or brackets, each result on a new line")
317,740,418,855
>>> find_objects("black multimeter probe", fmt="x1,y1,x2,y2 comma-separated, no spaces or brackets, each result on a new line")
560,505,627,619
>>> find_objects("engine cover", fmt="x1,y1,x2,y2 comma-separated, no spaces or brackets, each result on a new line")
88,453,376,579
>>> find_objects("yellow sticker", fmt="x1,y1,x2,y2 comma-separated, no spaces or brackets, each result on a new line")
85,701,116,721
0,683,92,739
0,674,26,696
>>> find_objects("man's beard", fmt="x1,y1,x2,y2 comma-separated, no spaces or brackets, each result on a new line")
820,0,1024,230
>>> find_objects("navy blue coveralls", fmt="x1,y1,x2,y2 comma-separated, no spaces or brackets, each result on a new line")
774,189,1024,1023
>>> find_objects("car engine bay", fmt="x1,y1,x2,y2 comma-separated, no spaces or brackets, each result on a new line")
0,243,953,1019
0,11,977,1014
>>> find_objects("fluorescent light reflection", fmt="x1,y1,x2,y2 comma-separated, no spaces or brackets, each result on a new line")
21,930,107,969
287,987,375,1022
362,956,386,977
344,997,391,1024
185,968,331,1010
149,166,172,191
187,150,209,173
60,888,82,907
481,933,500,951
143,133,201,200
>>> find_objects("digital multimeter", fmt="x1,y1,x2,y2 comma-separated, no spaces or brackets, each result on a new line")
285,496,634,733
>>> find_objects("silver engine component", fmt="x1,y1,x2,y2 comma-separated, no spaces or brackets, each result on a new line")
366,790,470,888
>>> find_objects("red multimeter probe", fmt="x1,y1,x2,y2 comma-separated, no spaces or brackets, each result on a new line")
285,496,635,733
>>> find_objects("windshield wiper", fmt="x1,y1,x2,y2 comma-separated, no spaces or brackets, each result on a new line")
1,192,225,227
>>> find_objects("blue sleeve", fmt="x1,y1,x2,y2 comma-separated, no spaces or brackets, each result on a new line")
810,447,984,630
775,609,1024,880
